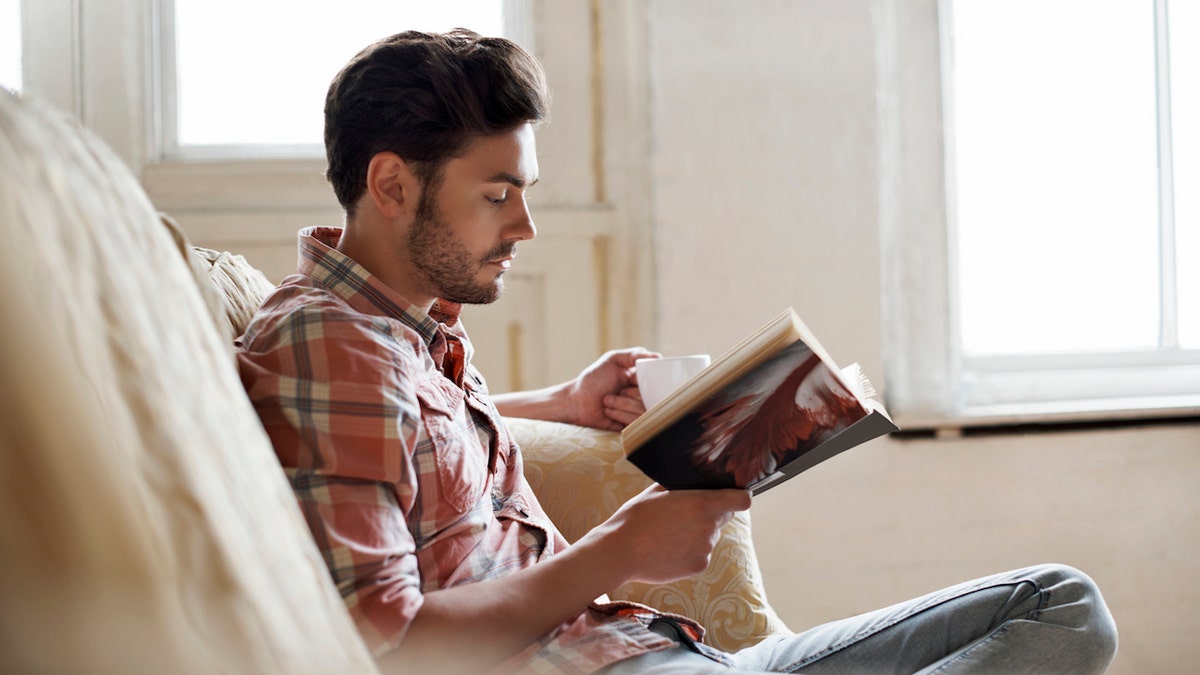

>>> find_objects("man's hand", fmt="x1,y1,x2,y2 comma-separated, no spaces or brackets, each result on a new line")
564,348,660,430
492,347,660,430
580,485,753,584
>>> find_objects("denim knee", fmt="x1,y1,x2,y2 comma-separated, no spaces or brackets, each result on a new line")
1034,563,1119,670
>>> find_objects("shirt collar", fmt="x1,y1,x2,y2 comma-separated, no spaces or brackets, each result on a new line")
296,226,463,350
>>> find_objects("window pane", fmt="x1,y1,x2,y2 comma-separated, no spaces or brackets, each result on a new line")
951,1,1161,356
173,0,504,148
1171,0,1200,349
0,0,20,92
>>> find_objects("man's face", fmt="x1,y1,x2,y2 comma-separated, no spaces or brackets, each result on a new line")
404,124,539,305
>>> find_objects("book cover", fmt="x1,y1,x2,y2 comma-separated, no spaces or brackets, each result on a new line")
622,309,898,494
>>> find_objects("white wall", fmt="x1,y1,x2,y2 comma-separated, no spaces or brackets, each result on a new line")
643,1,1200,673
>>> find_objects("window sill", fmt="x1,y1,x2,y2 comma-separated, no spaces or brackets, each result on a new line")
892,408,1200,440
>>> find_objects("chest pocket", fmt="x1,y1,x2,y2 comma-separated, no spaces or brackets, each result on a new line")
415,376,490,514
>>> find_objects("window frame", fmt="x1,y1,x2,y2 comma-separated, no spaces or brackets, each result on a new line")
152,0,329,161
879,0,1200,431
153,0,531,162
143,0,533,215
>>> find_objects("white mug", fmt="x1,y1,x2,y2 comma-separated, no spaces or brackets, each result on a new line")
635,354,711,409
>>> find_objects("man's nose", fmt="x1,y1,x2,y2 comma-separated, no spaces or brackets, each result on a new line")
507,199,536,241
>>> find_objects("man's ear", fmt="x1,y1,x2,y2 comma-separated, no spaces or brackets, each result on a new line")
365,152,419,219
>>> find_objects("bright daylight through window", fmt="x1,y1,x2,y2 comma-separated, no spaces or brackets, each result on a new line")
949,0,1198,358
168,0,504,155
0,0,21,92
878,0,1200,426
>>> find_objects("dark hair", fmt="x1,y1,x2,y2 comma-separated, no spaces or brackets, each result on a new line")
324,29,549,214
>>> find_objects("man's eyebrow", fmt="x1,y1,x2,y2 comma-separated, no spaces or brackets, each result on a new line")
486,172,539,189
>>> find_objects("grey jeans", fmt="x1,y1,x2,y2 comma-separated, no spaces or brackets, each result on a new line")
601,564,1118,674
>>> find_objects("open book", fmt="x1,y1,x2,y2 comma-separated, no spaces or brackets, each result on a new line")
622,308,898,495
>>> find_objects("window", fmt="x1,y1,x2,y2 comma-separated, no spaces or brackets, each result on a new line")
161,0,510,159
881,0,1200,428
950,0,1197,357
0,0,20,92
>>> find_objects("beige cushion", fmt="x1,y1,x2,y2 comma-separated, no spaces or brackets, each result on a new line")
159,211,275,343
190,245,277,339
0,90,376,673
159,213,237,346
510,418,792,653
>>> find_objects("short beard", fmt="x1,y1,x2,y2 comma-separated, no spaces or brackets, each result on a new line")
406,183,514,305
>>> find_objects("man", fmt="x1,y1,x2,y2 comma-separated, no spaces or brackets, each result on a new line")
237,29,1117,674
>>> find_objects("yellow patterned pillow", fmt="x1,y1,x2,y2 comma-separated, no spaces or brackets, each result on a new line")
509,417,791,653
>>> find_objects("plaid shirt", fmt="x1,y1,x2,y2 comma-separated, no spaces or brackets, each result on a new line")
236,227,712,673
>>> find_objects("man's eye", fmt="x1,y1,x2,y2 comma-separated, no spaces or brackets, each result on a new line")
486,194,508,205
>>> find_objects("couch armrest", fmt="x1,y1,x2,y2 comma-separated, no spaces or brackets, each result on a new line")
508,417,791,653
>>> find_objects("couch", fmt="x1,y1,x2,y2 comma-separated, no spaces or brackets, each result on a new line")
0,88,789,673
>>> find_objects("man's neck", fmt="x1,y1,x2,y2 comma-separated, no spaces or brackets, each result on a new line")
336,217,437,313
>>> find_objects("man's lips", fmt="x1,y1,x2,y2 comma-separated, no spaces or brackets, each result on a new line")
487,249,517,269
